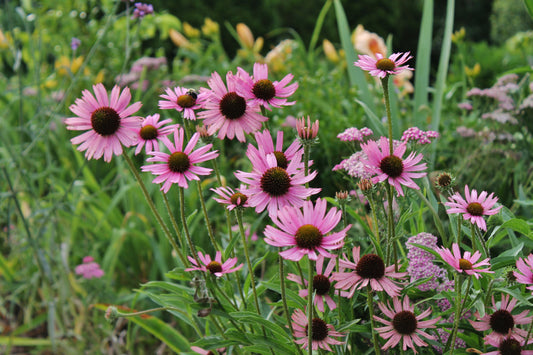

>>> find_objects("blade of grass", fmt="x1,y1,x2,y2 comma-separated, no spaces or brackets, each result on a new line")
413,0,433,127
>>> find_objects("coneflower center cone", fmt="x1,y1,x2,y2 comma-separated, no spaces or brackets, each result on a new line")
295,224,323,250
220,92,246,119
466,202,484,216
91,107,121,136
177,94,196,108
380,155,404,178
313,274,331,295
392,310,418,335
230,192,248,206
458,258,473,271
490,310,515,334
305,318,329,341
355,254,385,279
260,167,291,196
273,151,288,169
140,124,158,140
206,261,223,274
499,338,521,355
168,152,191,173
376,58,395,71
252,79,275,101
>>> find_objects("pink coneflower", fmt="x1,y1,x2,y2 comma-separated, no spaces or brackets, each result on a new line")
141,127,218,193
133,114,177,155
185,251,243,277
247,129,304,169
65,83,142,162
296,116,319,141
235,152,320,217
469,294,532,344
361,136,427,196
158,87,206,120
437,243,493,278
237,62,298,110
264,198,350,261
444,185,502,231
373,296,440,353
291,308,344,351
483,335,533,355
332,246,406,297
354,52,413,79
514,254,533,295
287,255,338,311
210,186,249,210
198,71,267,142
75,256,104,279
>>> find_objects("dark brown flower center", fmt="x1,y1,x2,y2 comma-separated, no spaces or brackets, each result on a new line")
499,338,521,355
206,261,223,274
355,254,385,279
230,192,248,206
437,173,452,187
466,202,484,216
220,92,246,119
459,258,473,271
91,107,121,136
260,167,291,196
252,79,275,101
168,152,190,173
177,94,196,108
305,318,328,341
139,124,158,140
376,58,395,71
273,151,288,169
392,310,418,335
295,224,323,250
380,155,404,178
490,310,515,334
313,274,331,295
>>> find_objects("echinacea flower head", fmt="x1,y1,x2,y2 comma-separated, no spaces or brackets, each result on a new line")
75,256,104,279
247,129,304,170
483,335,533,355
444,185,502,231
133,114,178,155
291,308,344,352
296,116,319,141
469,294,532,344
354,52,413,79
264,198,350,261
514,254,533,295
332,246,406,297
64,83,142,162
141,127,218,192
361,136,427,196
373,296,441,353
235,152,320,217
287,255,338,312
198,71,267,142
236,62,298,110
185,251,243,277
158,86,206,120
210,186,249,210
437,243,493,278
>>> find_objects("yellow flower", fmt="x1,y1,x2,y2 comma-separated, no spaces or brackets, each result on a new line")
0,29,10,49
236,23,254,50
169,28,192,49
55,56,85,76
265,39,297,73
94,69,105,84
451,27,466,44
322,39,339,63
464,63,480,78
201,18,219,37
183,22,200,39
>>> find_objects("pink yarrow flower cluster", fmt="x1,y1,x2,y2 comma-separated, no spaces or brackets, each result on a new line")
401,127,439,145
337,127,373,142
75,256,104,279
406,233,448,291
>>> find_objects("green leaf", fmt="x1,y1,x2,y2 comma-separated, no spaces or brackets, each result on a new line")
93,304,190,353
230,311,292,342
524,0,533,19
0,336,53,346
413,0,433,126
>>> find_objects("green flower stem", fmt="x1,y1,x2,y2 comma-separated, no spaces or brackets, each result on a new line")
122,153,187,265
447,273,463,353
367,195,381,250
385,182,396,268
366,286,381,355
279,255,304,355
178,187,200,264
207,274,239,311
470,223,477,254
162,192,184,249
260,105,271,132
473,225,490,258
381,76,393,156
235,209,261,314
307,257,314,355
196,180,220,251
525,319,533,346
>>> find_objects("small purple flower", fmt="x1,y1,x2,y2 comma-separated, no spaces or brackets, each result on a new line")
75,256,104,279
70,37,81,51
401,127,439,145
406,233,447,291
457,102,473,110
337,127,373,142
132,3,154,19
